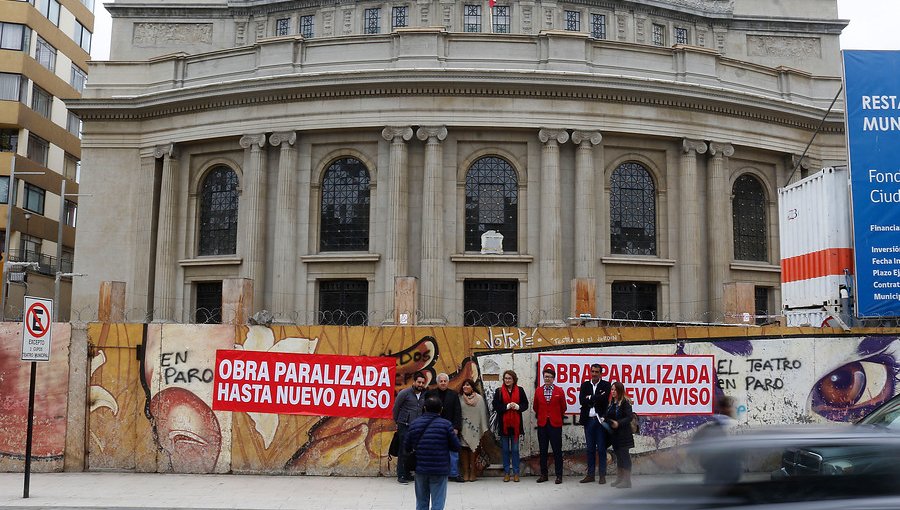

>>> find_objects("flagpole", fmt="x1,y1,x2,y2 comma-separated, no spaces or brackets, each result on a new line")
489,0,494,33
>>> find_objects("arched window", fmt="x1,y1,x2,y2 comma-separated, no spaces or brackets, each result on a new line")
198,166,239,256
320,157,371,251
465,156,518,251
732,174,767,261
610,162,656,255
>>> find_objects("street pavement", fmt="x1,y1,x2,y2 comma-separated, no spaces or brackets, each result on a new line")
0,472,670,510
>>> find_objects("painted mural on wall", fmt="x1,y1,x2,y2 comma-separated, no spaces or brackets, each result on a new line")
86,324,900,475
0,323,71,471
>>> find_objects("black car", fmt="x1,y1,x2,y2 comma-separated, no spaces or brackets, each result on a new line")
776,392,900,477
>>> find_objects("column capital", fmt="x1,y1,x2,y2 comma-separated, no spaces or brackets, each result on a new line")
269,131,297,147
538,128,569,144
682,138,708,155
571,130,602,146
239,134,267,149
709,141,734,158
416,126,448,142
381,126,414,142
153,143,175,159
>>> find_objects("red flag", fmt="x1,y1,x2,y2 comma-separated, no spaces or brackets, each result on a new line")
489,0,496,6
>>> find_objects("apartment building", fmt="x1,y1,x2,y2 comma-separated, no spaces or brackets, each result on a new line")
0,0,91,320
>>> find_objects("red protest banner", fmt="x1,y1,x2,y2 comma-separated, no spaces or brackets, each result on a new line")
212,350,395,418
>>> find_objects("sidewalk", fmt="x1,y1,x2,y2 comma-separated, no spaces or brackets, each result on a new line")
0,472,640,510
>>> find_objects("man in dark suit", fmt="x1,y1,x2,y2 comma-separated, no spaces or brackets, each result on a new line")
579,363,611,484
393,371,427,484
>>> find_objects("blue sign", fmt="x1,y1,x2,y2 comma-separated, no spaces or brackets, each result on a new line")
844,50,900,317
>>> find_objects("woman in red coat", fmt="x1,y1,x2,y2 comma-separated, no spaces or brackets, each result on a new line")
533,366,566,484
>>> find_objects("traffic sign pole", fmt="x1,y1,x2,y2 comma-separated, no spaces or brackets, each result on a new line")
23,361,35,498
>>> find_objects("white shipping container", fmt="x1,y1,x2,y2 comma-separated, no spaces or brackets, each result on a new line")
783,306,844,327
778,167,853,309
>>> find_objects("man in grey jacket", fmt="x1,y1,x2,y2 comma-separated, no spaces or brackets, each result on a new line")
393,371,427,484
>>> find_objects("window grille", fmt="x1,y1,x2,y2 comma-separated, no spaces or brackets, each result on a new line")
463,280,518,326
493,6,510,33
675,27,688,44
611,281,658,320
732,174,768,261
319,280,368,325
754,286,770,325
300,15,314,38
320,158,371,251
610,162,656,255
198,166,239,256
465,156,518,252
275,18,290,36
652,23,665,46
464,4,482,32
392,6,408,29
364,8,381,34
565,10,581,31
591,14,606,39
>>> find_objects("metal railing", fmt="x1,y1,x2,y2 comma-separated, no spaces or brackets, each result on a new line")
7,249,73,276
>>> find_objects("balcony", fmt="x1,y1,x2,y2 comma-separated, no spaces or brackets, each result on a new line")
7,249,73,276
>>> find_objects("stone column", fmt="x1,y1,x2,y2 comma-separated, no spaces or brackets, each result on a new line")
270,131,297,319
153,143,177,321
571,130,602,279
416,125,448,324
239,133,267,312
707,141,734,321
538,128,569,324
381,126,414,315
680,139,707,321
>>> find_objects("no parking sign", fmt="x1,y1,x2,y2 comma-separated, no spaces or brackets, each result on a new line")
21,296,53,362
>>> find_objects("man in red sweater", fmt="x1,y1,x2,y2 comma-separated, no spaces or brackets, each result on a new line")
533,366,566,484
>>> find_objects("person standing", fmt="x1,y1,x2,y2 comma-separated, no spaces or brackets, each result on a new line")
604,381,635,489
405,396,461,510
533,366,566,484
492,369,529,482
426,373,463,482
458,379,489,482
393,371,427,484
579,363,611,484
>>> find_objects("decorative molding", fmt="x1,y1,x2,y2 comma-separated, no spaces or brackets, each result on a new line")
709,141,734,157
381,126,414,142
682,138,708,154
133,23,213,47
730,261,781,273
153,143,175,159
300,253,381,263
538,128,569,144
791,154,820,172
178,256,243,267
601,256,677,267
416,125,448,142
747,35,821,59
571,130,602,146
239,133,266,149
450,253,534,263
269,131,297,147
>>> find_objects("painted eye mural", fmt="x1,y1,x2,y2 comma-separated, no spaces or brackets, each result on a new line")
810,336,900,422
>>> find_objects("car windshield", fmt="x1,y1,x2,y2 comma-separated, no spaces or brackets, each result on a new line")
860,395,900,429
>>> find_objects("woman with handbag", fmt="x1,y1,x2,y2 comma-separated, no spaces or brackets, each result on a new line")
491,370,529,482
604,381,635,488
458,379,489,481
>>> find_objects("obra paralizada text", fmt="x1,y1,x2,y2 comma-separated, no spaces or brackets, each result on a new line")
216,359,393,407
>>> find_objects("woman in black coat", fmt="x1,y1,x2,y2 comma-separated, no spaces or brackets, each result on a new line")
491,370,529,482
604,381,634,488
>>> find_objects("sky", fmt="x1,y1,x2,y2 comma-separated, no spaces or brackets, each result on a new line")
88,0,900,61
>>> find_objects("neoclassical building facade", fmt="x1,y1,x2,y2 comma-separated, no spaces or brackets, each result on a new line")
70,0,848,325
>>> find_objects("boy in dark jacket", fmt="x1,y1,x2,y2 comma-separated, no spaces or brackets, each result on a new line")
405,396,461,510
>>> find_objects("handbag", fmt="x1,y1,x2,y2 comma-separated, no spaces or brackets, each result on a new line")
388,431,400,458
407,415,439,472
